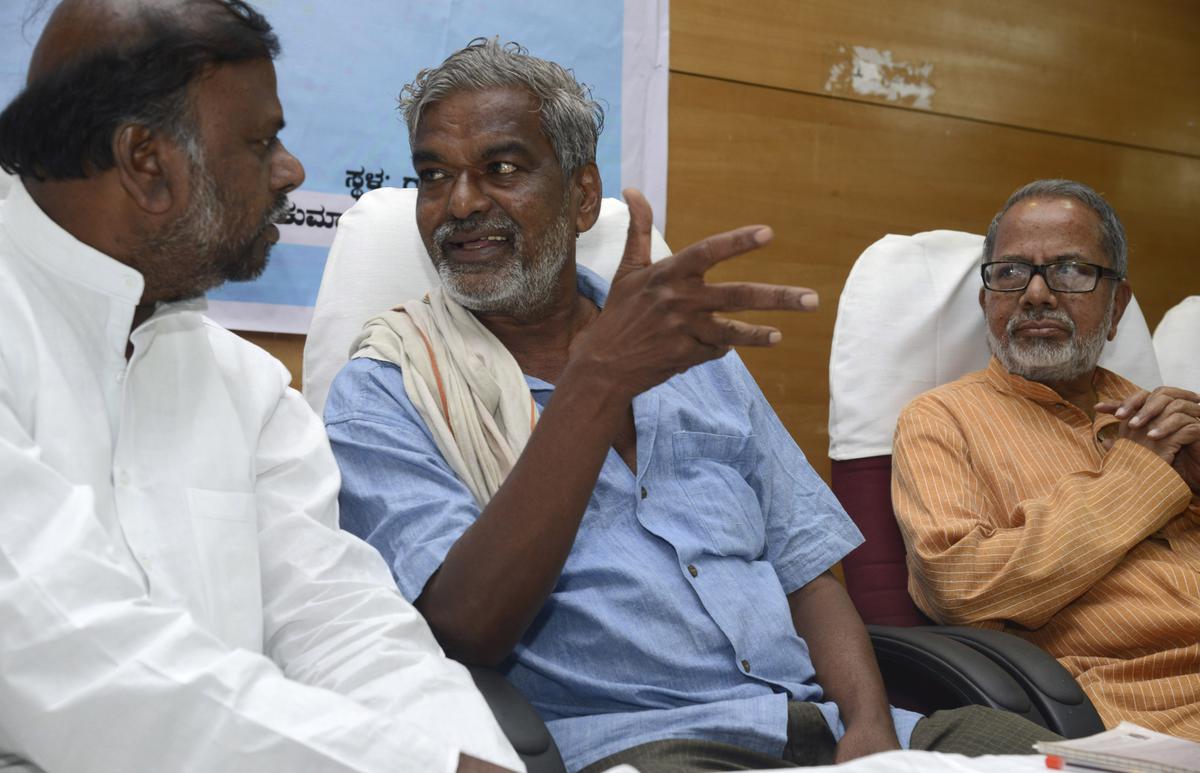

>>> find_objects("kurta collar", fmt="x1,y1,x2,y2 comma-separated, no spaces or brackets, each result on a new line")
984,356,1137,405
984,355,1140,438
3,177,145,304
984,356,1062,404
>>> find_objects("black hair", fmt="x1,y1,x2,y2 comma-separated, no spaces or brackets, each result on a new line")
0,0,279,180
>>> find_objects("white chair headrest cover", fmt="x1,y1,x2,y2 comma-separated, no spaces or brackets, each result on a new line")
828,230,1162,461
302,186,672,415
1153,296,1199,392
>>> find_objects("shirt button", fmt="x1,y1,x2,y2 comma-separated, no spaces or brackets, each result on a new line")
687,564,698,578
741,659,751,673
640,486,648,500
116,470,131,486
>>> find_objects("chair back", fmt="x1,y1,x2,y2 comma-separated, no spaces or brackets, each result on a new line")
302,187,672,416
828,230,1162,625
1153,296,1199,392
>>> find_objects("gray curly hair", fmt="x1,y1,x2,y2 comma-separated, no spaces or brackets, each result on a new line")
399,38,604,179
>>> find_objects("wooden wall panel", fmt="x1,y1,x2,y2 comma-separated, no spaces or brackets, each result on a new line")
666,72,1200,481
672,0,1200,157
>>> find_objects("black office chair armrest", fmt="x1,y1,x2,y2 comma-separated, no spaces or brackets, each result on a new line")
921,626,1104,738
468,666,566,773
868,625,1045,727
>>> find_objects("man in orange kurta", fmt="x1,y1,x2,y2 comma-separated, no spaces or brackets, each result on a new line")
892,179,1200,739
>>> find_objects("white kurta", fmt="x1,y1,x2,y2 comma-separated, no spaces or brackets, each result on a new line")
0,180,522,773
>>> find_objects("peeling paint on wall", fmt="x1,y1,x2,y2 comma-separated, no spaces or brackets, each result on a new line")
825,45,935,110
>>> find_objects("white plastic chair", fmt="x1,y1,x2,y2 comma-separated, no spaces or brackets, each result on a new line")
302,186,672,416
823,230,1158,738
829,230,1162,462
1153,296,1199,392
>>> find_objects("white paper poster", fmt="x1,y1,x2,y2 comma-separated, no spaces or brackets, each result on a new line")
1,0,669,333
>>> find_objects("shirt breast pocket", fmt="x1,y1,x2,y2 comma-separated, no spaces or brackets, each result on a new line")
186,488,263,652
671,430,765,559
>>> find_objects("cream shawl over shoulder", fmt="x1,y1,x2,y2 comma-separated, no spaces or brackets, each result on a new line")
351,291,537,507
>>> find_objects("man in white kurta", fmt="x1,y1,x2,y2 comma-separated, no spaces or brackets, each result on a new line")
0,2,520,772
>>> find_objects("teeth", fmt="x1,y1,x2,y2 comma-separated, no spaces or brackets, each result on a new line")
483,235,507,241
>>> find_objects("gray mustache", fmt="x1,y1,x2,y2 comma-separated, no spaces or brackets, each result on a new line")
1006,309,1075,336
433,214,520,246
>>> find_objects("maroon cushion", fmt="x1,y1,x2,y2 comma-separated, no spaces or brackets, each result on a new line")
831,456,929,627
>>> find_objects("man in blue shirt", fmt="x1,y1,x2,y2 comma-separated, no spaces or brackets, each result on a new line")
326,39,1057,773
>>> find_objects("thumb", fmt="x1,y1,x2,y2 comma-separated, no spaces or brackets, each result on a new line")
614,188,653,284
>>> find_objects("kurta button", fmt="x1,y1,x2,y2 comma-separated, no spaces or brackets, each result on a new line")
117,470,131,486
741,659,751,673
640,486,648,500
687,564,698,578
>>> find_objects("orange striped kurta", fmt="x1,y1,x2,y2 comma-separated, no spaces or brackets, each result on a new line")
893,357,1200,738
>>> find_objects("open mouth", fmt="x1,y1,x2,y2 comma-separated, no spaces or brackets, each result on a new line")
449,234,510,251
440,232,514,263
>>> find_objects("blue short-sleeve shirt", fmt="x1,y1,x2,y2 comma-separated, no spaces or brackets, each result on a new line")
325,267,921,772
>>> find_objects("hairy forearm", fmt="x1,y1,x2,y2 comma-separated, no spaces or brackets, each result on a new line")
417,364,629,665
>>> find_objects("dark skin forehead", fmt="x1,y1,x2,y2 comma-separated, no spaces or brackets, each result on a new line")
994,196,1108,266
413,86,556,167
28,0,220,83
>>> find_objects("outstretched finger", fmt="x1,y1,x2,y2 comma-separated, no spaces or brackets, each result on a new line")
1147,412,1200,440
705,282,819,313
668,224,774,277
1096,390,1149,419
614,188,654,284
696,315,785,348
1143,398,1200,435
1129,389,1197,427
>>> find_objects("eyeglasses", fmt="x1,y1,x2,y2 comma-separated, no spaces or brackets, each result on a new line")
980,261,1125,293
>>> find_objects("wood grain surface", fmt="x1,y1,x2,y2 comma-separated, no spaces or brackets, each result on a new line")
672,0,1200,157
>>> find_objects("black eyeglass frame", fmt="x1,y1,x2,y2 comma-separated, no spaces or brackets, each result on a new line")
980,260,1126,293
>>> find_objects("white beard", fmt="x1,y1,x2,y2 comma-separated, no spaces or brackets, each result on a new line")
988,302,1113,383
430,200,573,318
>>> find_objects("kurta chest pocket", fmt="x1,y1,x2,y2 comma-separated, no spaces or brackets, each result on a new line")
671,431,765,558
185,488,263,652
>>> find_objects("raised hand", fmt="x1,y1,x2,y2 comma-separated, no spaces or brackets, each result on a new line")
569,188,818,402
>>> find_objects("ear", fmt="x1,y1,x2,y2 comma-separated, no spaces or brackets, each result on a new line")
978,286,986,312
1107,281,1133,341
571,161,602,235
112,123,185,215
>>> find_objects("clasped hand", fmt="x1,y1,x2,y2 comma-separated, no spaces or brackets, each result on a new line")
1097,386,1200,493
